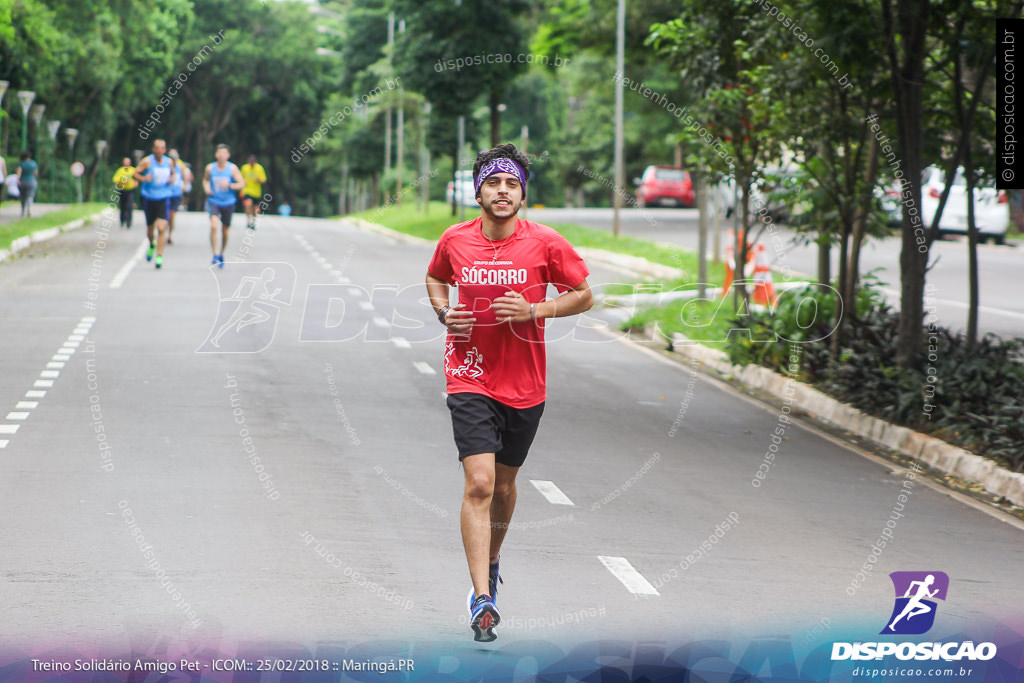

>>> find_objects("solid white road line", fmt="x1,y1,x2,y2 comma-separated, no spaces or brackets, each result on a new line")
530,479,575,506
413,362,436,375
597,555,660,596
880,286,1024,321
109,240,148,289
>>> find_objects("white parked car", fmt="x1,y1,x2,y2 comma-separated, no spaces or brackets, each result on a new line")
920,166,1009,244
446,170,477,207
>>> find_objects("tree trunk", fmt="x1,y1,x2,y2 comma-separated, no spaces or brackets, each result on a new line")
831,226,851,358
883,0,930,370
817,237,831,285
846,136,881,318
964,131,979,347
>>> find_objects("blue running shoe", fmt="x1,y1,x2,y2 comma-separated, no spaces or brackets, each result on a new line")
217,254,225,269
146,246,154,262
489,557,503,603
469,594,500,642
211,254,218,265
467,558,504,608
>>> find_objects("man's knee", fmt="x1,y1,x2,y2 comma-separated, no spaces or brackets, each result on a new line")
492,479,515,502
464,470,495,500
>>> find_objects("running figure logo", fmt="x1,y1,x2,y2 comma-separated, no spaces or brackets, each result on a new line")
880,571,949,635
197,262,296,353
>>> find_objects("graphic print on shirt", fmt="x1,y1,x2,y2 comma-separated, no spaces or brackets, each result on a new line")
445,342,484,379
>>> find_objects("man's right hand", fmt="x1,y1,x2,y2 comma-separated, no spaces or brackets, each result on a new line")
444,303,476,334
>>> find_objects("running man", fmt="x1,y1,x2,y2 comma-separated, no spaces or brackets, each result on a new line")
203,144,245,268
888,574,939,631
240,154,267,230
425,143,593,642
167,148,187,244
133,139,176,269
112,158,137,229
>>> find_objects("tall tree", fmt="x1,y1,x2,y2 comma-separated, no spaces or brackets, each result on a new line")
881,0,931,369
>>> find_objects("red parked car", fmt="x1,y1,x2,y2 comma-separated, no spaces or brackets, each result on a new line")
635,165,694,208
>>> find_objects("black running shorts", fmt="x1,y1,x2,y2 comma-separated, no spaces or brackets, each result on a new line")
143,197,171,225
446,392,545,468
206,201,234,228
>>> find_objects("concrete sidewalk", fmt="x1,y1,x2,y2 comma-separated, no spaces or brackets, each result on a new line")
0,201,68,225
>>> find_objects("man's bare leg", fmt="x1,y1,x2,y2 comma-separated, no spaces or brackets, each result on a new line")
461,453,495,598
489,463,520,563
209,216,221,258
155,219,168,256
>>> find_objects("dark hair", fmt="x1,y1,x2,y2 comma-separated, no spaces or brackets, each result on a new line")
473,143,530,197
19,150,30,161
216,143,230,151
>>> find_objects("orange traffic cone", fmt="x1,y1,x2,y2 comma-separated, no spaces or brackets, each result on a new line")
750,242,776,305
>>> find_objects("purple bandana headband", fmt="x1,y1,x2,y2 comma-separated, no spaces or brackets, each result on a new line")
474,157,527,197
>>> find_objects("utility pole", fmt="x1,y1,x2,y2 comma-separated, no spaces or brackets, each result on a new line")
612,0,625,238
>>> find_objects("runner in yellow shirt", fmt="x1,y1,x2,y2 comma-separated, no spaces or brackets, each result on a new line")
240,155,267,230
112,158,138,229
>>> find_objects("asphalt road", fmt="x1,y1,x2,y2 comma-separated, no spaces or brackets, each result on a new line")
529,207,1024,340
0,209,1021,661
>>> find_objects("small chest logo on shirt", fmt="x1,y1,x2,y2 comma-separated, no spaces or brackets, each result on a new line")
461,266,528,285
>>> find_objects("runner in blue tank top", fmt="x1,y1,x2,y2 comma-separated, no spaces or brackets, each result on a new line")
203,144,244,268
132,139,176,269
167,148,185,245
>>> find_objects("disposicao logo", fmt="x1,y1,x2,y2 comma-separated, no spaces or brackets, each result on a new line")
881,571,948,635
831,571,997,662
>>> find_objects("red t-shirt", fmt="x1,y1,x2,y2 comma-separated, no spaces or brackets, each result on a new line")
427,217,590,408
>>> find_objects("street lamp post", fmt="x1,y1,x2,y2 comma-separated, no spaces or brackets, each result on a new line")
612,0,625,238
65,128,79,203
17,91,36,152
29,104,44,158
0,81,9,157
47,120,60,203
93,140,108,202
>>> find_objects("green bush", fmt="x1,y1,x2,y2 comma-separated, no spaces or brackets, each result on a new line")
726,285,1024,473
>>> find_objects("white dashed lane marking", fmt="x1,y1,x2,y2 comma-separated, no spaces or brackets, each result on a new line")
530,480,575,506
2,317,93,450
413,362,436,375
597,556,660,596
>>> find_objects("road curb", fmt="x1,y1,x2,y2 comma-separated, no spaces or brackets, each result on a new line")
340,217,434,245
574,247,684,280
0,209,114,265
344,217,687,280
661,328,1024,508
